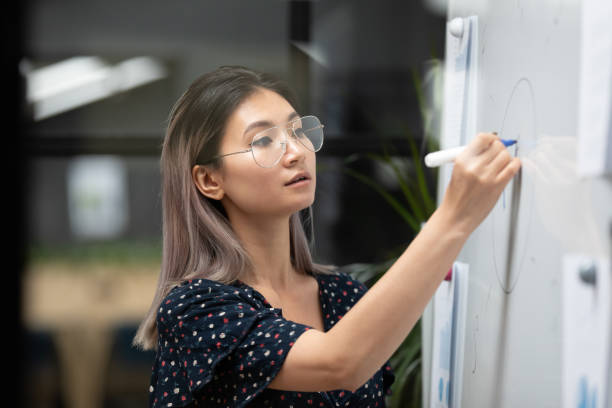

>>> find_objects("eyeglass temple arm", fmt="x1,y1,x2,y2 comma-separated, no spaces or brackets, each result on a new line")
197,148,252,165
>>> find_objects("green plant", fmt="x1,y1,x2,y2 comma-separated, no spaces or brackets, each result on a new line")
27,239,163,269
340,62,442,408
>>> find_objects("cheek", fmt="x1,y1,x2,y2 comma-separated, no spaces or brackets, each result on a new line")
309,152,317,175
223,167,279,208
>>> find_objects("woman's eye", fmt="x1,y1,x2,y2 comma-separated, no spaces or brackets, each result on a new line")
294,128,307,138
252,136,273,148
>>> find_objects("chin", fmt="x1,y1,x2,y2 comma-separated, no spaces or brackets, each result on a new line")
285,194,315,215
302,191,316,209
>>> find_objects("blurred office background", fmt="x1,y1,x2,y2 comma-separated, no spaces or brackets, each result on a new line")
12,0,447,407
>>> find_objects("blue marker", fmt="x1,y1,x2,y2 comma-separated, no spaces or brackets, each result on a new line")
424,139,517,168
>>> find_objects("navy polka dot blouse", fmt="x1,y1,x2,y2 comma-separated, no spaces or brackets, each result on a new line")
149,271,395,407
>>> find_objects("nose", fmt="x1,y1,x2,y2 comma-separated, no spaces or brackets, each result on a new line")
281,130,306,164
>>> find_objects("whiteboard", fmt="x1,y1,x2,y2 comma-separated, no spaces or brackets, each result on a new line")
423,0,612,407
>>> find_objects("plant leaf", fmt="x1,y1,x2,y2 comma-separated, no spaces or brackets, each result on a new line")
364,150,427,226
341,166,421,232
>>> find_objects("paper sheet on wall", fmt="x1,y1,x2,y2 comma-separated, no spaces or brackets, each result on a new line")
430,277,454,408
450,262,469,408
439,16,479,200
577,0,612,177
562,254,611,408
429,261,469,408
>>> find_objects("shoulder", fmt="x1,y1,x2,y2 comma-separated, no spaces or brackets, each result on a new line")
315,270,369,292
156,278,266,332
314,270,369,305
160,278,244,312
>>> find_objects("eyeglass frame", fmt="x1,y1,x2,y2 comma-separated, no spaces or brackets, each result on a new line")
196,115,324,168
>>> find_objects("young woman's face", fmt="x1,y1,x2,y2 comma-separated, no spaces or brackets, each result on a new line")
214,88,317,219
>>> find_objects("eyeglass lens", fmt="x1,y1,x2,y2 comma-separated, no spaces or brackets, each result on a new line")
251,116,324,168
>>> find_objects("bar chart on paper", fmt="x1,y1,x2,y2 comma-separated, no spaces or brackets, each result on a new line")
429,262,469,408
430,279,453,408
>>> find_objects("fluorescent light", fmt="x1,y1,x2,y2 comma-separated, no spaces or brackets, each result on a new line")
23,56,167,121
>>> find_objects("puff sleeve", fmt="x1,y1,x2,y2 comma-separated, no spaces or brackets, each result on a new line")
149,279,311,408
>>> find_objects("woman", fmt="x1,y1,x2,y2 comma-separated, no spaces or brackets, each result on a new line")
134,65,521,407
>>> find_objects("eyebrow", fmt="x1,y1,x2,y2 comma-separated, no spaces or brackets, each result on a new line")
243,112,300,140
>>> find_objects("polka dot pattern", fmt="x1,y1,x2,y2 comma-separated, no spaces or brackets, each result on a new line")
148,271,395,407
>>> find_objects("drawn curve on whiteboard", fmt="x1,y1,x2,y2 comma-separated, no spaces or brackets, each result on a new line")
492,77,537,294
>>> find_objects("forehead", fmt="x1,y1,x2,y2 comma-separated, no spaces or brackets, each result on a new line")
228,88,295,129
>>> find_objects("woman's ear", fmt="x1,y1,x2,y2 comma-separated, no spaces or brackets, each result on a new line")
192,165,225,200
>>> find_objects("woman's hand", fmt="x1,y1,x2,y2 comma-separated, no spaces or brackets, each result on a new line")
439,132,522,236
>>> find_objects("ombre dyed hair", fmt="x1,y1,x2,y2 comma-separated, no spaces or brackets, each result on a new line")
134,66,334,351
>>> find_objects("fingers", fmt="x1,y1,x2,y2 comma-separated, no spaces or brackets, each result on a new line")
495,156,522,185
458,131,521,185
456,132,504,171
478,138,506,166
485,142,513,176
460,132,521,188
464,132,498,156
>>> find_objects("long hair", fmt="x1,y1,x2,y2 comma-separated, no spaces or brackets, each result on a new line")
134,66,335,351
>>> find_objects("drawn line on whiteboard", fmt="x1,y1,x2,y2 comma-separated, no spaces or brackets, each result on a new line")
502,143,520,210
504,159,523,293
472,314,479,374
480,23,487,56
492,77,537,294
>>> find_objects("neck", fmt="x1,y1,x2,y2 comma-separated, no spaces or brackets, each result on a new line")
228,211,298,291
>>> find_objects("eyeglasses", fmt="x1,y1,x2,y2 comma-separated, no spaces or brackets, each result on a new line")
198,115,324,168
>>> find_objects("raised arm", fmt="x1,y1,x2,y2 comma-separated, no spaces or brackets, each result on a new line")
268,132,522,392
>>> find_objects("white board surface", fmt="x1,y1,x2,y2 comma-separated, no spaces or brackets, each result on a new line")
423,1,612,407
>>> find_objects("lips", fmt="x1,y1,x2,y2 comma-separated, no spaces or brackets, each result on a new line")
285,172,311,186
